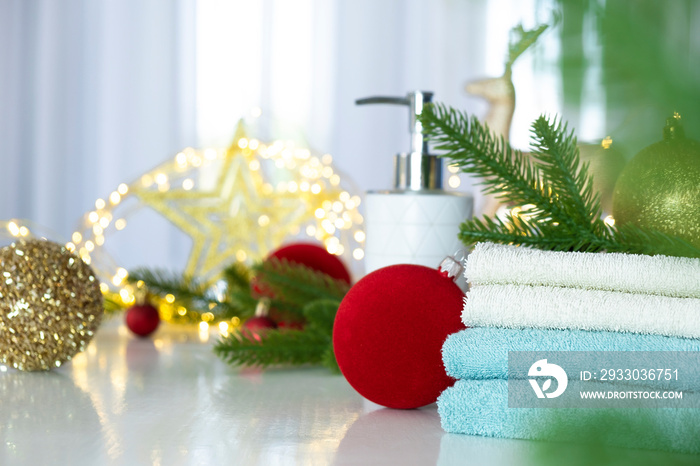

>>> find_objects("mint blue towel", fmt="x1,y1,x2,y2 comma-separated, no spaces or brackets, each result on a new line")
438,379,700,454
443,327,700,381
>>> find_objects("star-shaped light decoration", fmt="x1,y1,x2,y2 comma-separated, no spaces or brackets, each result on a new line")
132,122,311,283
68,119,365,322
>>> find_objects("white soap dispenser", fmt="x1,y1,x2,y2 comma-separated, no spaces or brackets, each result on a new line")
357,91,473,273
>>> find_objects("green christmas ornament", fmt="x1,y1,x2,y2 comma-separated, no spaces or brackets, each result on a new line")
612,115,700,248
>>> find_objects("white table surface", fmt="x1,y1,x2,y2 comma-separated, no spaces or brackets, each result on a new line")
1,319,698,466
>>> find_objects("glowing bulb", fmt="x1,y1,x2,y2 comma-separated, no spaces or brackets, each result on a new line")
141,174,154,187
72,232,83,243
448,175,461,188
95,199,106,210
238,138,249,149
315,208,325,219
182,178,195,190
322,220,336,234
175,152,188,167
88,212,99,224
109,191,121,205
117,183,129,195
353,248,365,260
204,148,218,160
198,322,210,343
258,215,270,227
115,219,127,230
119,288,132,302
155,173,168,185
604,215,615,227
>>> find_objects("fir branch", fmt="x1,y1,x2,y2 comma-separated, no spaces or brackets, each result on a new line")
423,103,700,258
103,294,125,313
610,224,700,258
423,104,586,232
459,214,578,250
303,299,341,334
529,116,604,230
221,262,252,291
126,267,251,318
213,328,330,368
252,258,351,305
321,345,341,374
127,268,213,307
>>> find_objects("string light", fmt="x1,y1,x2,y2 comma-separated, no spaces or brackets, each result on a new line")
61,119,365,326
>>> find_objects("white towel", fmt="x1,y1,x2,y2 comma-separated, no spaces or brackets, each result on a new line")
463,284,700,339
466,242,700,298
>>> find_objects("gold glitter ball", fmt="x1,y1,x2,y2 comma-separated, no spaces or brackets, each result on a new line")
613,117,700,249
0,239,103,371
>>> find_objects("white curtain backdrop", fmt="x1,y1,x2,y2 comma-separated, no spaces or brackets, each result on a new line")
0,0,560,272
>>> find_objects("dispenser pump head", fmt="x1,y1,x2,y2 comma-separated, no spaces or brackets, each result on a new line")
356,91,442,191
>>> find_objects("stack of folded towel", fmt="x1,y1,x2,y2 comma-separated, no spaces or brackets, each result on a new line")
437,242,700,453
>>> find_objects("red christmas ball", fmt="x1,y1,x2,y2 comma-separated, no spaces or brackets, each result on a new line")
241,316,278,342
269,242,351,284
333,264,465,409
125,304,161,337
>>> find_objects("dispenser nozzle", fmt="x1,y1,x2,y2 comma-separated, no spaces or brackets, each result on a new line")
355,91,433,155
356,91,441,191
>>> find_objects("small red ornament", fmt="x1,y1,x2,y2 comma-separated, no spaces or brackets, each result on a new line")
333,260,465,409
241,298,278,342
268,242,351,284
125,303,161,337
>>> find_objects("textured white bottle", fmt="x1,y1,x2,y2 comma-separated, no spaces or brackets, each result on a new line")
364,191,473,273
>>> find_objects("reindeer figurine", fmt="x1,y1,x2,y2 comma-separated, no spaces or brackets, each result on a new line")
465,24,548,216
